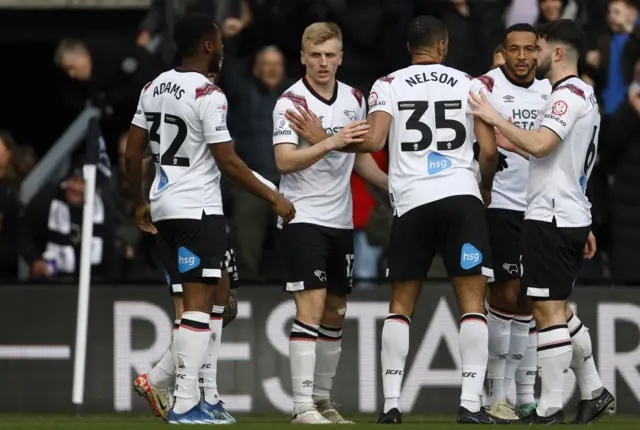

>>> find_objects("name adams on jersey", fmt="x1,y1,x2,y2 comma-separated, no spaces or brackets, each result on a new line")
471,67,551,212
272,77,366,230
131,68,231,222
368,63,479,217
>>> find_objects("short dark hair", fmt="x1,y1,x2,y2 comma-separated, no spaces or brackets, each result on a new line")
538,19,586,54
407,15,448,51
505,23,538,41
174,14,219,58
609,0,638,9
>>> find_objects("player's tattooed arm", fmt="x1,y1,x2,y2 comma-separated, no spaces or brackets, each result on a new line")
468,90,561,158
125,124,157,235
354,153,388,192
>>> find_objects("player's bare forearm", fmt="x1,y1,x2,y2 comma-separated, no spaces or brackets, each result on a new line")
274,139,336,174
125,125,150,207
479,151,498,192
495,116,549,157
354,153,388,192
212,143,279,204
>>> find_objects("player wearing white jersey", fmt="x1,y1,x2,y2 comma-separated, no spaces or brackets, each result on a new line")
271,22,387,424
469,19,615,425
125,14,295,424
474,24,551,420
350,16,504,424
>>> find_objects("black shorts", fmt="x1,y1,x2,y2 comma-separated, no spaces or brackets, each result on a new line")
278,223,354,295
486,209,524,282
387,195,493,280
521,219,590,301
155,214,227,288
159,238,241,296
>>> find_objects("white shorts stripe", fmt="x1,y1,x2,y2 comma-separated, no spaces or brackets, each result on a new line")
202,268,222,278
527,287,550,298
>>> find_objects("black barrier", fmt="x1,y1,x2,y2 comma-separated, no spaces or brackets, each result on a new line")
1,285,639,414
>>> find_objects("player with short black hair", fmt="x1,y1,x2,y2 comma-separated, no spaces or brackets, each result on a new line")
469,19,615,424
126,13,295,424
475,23,550,421
352,15,505,424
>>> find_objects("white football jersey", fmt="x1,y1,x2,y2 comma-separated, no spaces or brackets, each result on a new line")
527,76,600,227
131,68,231,221
272,78,365,229
368,62,479,217
471,67,551,211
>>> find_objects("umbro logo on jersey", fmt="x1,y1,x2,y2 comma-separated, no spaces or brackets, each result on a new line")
460,243,483,270
503,95,514,103
178,247,200,273
427,152,451,175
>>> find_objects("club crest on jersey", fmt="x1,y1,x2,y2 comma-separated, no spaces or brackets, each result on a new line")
427,152,452,175
344,110,357,121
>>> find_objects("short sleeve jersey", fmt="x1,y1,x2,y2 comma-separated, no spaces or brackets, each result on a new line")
368,62,479,217
527,76,600,227
131,68,231,222
272,78,365,229
470,67,551,211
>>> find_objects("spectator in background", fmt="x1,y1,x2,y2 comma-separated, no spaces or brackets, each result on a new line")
54,38,162,161
136,0,245,62
219,17,291,281
0,132,36,279
351,148,389,288
603,57,640,284
19,159,116,281
113,132,159,278
535,0,580,25
585,0,640,117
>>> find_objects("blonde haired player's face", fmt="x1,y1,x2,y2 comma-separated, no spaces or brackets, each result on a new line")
301,38,343,85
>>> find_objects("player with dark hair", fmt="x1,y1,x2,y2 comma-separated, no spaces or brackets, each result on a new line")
474,23,551,421
126,13,295,424
470,19,615,424
350,15,503,424
493,42,505,68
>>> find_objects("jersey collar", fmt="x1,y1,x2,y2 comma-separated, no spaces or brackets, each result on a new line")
499,66,534,89
413,61,438,66
552,74,579,90
303,76,338,106
174,67,207,77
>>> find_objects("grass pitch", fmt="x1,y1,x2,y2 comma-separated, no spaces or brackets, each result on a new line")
0,414,638,429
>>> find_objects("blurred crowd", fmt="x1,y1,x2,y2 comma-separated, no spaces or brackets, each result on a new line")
2,0,640,286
